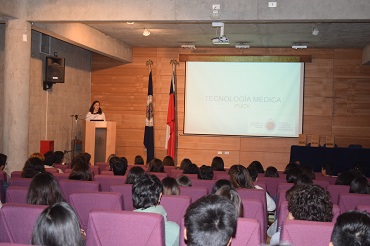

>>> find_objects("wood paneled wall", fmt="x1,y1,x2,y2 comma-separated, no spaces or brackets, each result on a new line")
91,48,370,170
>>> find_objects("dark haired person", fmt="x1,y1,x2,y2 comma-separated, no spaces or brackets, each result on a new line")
86,100,105,121
21,157,45,178
179,158,192,170
69,162,92,181
335,171,356,185
134,155,145,165
198,165,214,180
70,156,86,169
148,158,165,173
184,195,238,246
248,160,264,173
162,177,180,196
330,210,370,246
349,176,369,194
215,186,244,217
212,179,233,194
32,202,85,246
265,166,279,178
54,151,65,165
285,167,302,183
163,156,175,166
110,157,128,176
176,175,192,187
183,163,199,175
211,156,225,171
27,172,65,205
132,174,179,246
125,166,145,184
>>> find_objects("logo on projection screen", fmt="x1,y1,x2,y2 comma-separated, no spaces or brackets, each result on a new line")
265,119,276,131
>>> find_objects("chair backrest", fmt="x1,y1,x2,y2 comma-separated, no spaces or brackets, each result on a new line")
44,168,59,174
6,186,28,204
161,195,191,225
326,185,350,204
313,179,329,189
100,170,114,175
256,177,285,199
94,174,126,191
0,203,47,243
170,169,184,178
236,188,267,212
280,220,334,246
164,166,177,177
90,166,100,176
276,183,293,210
10,171,22,178
179,186,207,203
213,171,229,181
110,184,134,210
356,204,370,213
53,164,69,172
242,199,266,243
191,179,215,194
64,168,72,173
86,210,165,246
58,180,100,202
95,162,109,172
69,192,123,231
8,178,32,188
149,172,168,181
276,190,287,214
339,193,370,213
254,182,267,191
53,172,70,181
232,218,262,246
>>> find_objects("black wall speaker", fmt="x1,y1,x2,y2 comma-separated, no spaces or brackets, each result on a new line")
45,56,65,83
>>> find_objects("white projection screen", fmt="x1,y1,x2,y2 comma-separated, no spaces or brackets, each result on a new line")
184,61,304,137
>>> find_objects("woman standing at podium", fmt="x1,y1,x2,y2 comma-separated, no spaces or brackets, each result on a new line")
86,100,106,121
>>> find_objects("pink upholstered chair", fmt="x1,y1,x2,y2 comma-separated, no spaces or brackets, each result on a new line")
213,172,229,181
8,178,32,187
232,218,262,246
0,203,47,243
313,179,330,189
58,179,100,202
10,171,22,178
191,179,216,194
326,184,350,204
64,168,72,173
280,220,334,246
110,184,134,210
254,181,267,191
69,192,123,231
86,210,165,246
339,193,370,213
242,199,266,243
94,174,126,191
236,188,267,211
170,169,184,178
90,165,100,176
256,177,285,199
164,166,176,177
100,170,114,175
6,186,28,204
53,172,70,181
149,172,168,181
179,186,207,202
161,195,191,225
53,164,69,172
356,204,370,213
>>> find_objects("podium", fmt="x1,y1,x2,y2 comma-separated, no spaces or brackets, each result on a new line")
83,121,116,165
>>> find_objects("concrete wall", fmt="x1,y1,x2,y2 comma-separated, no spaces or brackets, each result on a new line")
29,30,91,161
0,24,4,152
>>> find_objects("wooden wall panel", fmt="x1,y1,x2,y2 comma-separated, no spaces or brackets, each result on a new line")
91,47,370,171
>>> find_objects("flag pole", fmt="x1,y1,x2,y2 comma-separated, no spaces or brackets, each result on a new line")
169,59,179,163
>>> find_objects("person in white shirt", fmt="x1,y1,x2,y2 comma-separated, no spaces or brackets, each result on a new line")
86,100,106,121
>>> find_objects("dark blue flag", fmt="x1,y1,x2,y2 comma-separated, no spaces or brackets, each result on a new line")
144,71,154,163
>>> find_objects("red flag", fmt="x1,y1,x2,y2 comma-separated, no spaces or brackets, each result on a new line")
165,71,176,158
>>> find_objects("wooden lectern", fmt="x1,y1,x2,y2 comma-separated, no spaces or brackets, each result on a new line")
83,121,116,165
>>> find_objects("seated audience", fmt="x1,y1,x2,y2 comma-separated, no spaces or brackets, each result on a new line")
162,177,180,195
125,166,145,184
176,175,192,187
134,155,145,165
283,162,298,174
211,156,225,171
29,152,45,161
215,186,244,217
349,176,369,194
110,156,128,176
179,158,192,170
330,210,370,246
264,166,279,178
70,156,86,169
54,151,65,165
335,171,357,185
78,152,91,165
198,165,214,180
212,179,233,194
285,167,302,183
183,163,199,175
69,162,92,181
163,156,175,166
32,202,85,246
132,174,179,246
184,195,238,246
22,157,45,178
148,158,165,173
106,153,117,166
295,174,313,185
0,153,8,174
27,172,65,205
321,162,337,177
300,165,315,180
248,160,264,173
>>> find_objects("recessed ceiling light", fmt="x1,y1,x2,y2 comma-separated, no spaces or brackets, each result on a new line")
312,27,319,36
181,44,196,49
126,22,134,25
292,42,308,49
143,28,150,36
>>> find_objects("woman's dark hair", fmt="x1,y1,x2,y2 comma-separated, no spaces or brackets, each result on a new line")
283,162,297,174
148,158,165,173
286,167,302,183
349,176,369,194
179,158,192,170
264,166,279,177
228,164,254,189
70,156,86,169
163,156,175,166
44,151,56,167
111,157,128,176
132,174,163,209
211,156,225,171
78,152,91,164
247,166,258,182
295,174,313,185
300,165,315,180
176,175,192,187
89,100,102,114
198,165,214,180
54,151,64,164
134,155,144,165
248,160,264,173
32,202,84,246
22,157,45,178
183,163,199,175
322,162,336,176
162,177,180,195
27,172,65,205
215,186,244,217
335,171,356,185
0,153,7,168
126,166,145,184
212,179,232,194
69,162,92,181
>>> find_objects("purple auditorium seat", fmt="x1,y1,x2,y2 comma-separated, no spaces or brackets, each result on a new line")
0,203,47,243
0,243,31,245
149,172,168,181
232,218,262,246
86,210,165,246
110,184,134,210
254,181,267,191
242,199,266,243
170,169,183,178
276,190,287,215
313,179,330,189
179,186,207,202
94,174,126,191
164,166,176,177
69,192,123,231
339,193,370,213
257,177,285,199
213,172,229,181
100,170,114,175
90,165,100,176
53,164,69,172
191,179,216,194
275,183,293,210
161,195,191,225
53,172,70,181
8,178,32,187
237,188,267,211
326,185,350,205
58,180,100,202
10,171,22,178
6,186,28,204
95,162,109,172
280,220,334,246
356,205,370,213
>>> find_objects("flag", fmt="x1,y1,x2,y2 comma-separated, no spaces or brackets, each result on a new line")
144,71,154,163
165,71,176,158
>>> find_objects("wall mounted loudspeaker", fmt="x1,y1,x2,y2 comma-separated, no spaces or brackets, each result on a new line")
45,56,65,83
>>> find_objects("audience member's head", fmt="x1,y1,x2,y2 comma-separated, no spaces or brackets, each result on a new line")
176,175,192,187
286,167,302,183
184,195,238,246
162,177,180,195
322,162,336,176
148,158,165,173
0,153,7,171
70,156,86,169
29,152,45,161
300,165,315,180
106,154,117,166
179,158,192,170
43,151,56,167
163,156,175,166
68,162,92,181
32,202,84,246
283,162,297,174
27,172,65,205
295,174,313,185
335,171,356,186
229,164,254,189
248,160,264,173
212,179,233,194
78,152,91,164
264,166,279,178
247,166,258,182
198,165,214,180
110,156,128,176
288,184,333,222
211,156,225,171
125,166,145,184
132,174,163,209
330,210,370,246
134,155,145,165
215,186,244,217
22,157,45,178
349,176,369,194
183,163,199,175
54,151,64,164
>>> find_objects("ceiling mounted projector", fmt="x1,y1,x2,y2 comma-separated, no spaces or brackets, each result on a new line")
235,43,250,49
212,36,230,45
292,42,308,49
211,22,230,45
